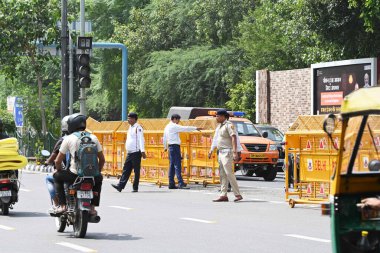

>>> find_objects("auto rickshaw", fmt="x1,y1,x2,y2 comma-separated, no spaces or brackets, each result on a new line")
323,86,380,253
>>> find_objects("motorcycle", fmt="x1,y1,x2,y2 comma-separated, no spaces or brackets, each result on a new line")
0,169,19,215
50,172,101,238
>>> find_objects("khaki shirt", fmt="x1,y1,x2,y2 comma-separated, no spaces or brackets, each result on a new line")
216,120,236,150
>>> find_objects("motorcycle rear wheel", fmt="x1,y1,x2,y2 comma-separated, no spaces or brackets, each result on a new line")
1,203,9,215
73,210,89,238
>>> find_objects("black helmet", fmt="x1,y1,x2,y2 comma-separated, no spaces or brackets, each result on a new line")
67,113,87,134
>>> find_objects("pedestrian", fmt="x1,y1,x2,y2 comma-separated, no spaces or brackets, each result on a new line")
163,114,202,189
54,113,105,214
208,109,243,202
112,112,146,193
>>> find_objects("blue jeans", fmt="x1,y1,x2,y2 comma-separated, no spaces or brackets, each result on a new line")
45,174,56,200
168,145,184,186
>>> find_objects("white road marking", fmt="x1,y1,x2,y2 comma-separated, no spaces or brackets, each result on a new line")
284,234,331,243
180,218,216,224
19,188,31,192
109,205,133,211
247,198,265,202
0,225,15,231
56,242,97,253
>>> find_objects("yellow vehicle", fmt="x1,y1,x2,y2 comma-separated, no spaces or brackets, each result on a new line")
322,87,380,253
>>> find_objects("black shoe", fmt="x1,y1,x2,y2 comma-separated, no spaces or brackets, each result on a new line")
132,189,138,192
168,185,178,189
178,185,190,189
111,184,122,192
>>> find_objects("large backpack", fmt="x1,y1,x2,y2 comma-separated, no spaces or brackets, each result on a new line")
73,132,100,177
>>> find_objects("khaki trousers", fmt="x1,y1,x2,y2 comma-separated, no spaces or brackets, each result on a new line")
218,150,241,197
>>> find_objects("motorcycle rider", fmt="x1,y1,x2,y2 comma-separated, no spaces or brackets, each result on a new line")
44,115,70,208
54,113,105,214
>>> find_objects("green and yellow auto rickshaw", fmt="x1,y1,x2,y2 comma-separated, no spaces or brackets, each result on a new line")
323,86,380,253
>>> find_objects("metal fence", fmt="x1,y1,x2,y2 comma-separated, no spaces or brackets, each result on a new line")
11,131,58,158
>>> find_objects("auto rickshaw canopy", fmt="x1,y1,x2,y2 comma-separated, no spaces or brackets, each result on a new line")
341,86,380,116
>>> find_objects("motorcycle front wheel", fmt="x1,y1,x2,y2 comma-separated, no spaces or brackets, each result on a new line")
73,210,89,238
55,216,66,232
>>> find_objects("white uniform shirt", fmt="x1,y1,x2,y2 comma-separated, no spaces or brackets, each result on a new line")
210,123,243,152
59,132,102,175
126,123,145,153
163,122,197,147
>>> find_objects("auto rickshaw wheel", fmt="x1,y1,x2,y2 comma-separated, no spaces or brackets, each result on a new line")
203,181,208,188
289,199,295,208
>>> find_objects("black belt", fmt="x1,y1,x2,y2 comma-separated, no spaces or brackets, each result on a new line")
168,144,180,147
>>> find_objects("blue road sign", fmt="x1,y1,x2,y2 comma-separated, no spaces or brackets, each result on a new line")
14,97,23,127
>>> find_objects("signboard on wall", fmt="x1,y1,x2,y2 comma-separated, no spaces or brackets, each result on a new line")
311,58,377,115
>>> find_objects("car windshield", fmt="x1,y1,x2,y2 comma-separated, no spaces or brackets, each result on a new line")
341,115,380,175
257,126,284,142
232,121,261,137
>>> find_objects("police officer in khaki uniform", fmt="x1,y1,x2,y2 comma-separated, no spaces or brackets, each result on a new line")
208,109,243,202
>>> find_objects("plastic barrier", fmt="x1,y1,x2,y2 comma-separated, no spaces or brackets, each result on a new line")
285,115,340,208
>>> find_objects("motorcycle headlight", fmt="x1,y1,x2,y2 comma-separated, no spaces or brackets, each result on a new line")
269,144,277,151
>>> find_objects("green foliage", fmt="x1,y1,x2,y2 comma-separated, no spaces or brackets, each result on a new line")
349,0,380,32
134,46,244,117
0,0,61,133
226,81,255,120
0,109,16,133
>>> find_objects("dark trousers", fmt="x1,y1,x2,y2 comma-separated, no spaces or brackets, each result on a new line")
53,170,103,206
118,151,141,190
168,145,184,186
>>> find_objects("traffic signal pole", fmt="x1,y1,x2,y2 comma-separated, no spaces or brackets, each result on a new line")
60,0,69,118
79,0,86,115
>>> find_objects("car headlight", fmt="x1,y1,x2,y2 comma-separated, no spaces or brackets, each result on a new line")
269,144,277,151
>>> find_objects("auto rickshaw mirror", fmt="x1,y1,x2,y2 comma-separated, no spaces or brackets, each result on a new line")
323,114,336,136
368,160,380,172
262,131,268,138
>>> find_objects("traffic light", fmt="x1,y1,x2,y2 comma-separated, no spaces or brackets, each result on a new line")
77,53,91,88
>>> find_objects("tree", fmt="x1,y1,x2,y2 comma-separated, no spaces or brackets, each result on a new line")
0,0,61,133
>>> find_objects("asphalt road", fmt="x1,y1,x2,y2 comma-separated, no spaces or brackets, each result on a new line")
0,171,331,253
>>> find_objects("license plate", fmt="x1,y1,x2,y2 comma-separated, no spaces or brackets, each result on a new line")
77,190,93,199
250,154,266,158
0,190,11,197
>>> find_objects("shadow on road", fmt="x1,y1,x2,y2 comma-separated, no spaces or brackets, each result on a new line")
84,233,143,241
8,211,49,218
236,176,284,182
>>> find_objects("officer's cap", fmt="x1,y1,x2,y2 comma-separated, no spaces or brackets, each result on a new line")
216,109,229,117
128,112,138,120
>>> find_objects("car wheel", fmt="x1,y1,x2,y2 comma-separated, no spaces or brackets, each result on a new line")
241,167,254,177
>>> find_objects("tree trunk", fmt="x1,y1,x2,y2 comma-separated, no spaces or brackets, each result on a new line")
37,73,47,134
29,51,47,134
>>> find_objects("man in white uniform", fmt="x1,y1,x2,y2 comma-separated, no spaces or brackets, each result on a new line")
164,114,201,189
112,112,146,192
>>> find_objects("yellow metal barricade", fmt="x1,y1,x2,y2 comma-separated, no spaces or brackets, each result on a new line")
285,115,340,207
86,118,221,187
90,121,122,178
